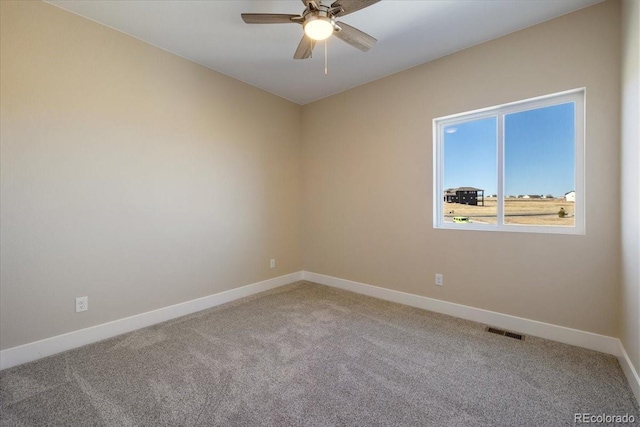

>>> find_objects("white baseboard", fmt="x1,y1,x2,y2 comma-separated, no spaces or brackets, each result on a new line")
3,269,638,404
302,271,620,355
302,271,640,401
618,341,640,404
0,271,303,371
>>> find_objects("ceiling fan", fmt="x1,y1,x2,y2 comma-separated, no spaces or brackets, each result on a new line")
241,0,380,60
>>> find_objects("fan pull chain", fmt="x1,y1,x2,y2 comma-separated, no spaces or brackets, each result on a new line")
324,39,328,75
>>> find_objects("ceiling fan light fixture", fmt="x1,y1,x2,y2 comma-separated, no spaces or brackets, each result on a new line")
304,16,334,41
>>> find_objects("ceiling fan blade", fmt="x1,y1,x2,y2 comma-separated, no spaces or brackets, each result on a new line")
294,35,316,59
241,14,300,24
331,0,380,16
334,21,376,51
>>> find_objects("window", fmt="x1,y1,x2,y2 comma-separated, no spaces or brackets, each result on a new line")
433,89,585,234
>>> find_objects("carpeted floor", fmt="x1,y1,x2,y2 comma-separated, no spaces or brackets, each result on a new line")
1,281,638,426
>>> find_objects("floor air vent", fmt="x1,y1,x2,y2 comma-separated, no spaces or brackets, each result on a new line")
485,326,525,341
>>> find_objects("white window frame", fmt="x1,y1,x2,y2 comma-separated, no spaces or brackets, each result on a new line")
433,88,585,234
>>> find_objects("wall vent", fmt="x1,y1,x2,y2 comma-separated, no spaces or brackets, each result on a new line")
485,326,525,341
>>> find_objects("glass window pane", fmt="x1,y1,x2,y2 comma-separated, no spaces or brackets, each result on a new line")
504,103,575,226
443,117,497,225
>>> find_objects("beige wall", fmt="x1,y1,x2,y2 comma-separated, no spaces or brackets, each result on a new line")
1,0,631,353
302,1,622,336
621,0,640,372
0,1,302,350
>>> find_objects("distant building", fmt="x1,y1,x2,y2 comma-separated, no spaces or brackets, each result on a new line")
565,191,576,202
444,187,485,206
522,195,530,199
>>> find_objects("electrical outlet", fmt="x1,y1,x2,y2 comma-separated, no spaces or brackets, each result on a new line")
270,259,276,269
75,296,88,313
435,274,443,286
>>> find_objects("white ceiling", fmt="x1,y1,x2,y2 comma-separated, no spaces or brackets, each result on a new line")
47,0,602,105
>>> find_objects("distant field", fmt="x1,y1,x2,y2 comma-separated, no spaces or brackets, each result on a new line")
444,198,574,226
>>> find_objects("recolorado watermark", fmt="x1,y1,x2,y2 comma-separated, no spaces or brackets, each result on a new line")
574,413,636,424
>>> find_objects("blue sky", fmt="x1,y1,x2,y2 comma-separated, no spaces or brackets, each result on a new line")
443,103,575,197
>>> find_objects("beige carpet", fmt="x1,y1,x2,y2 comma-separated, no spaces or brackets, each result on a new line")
1,281,638,426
